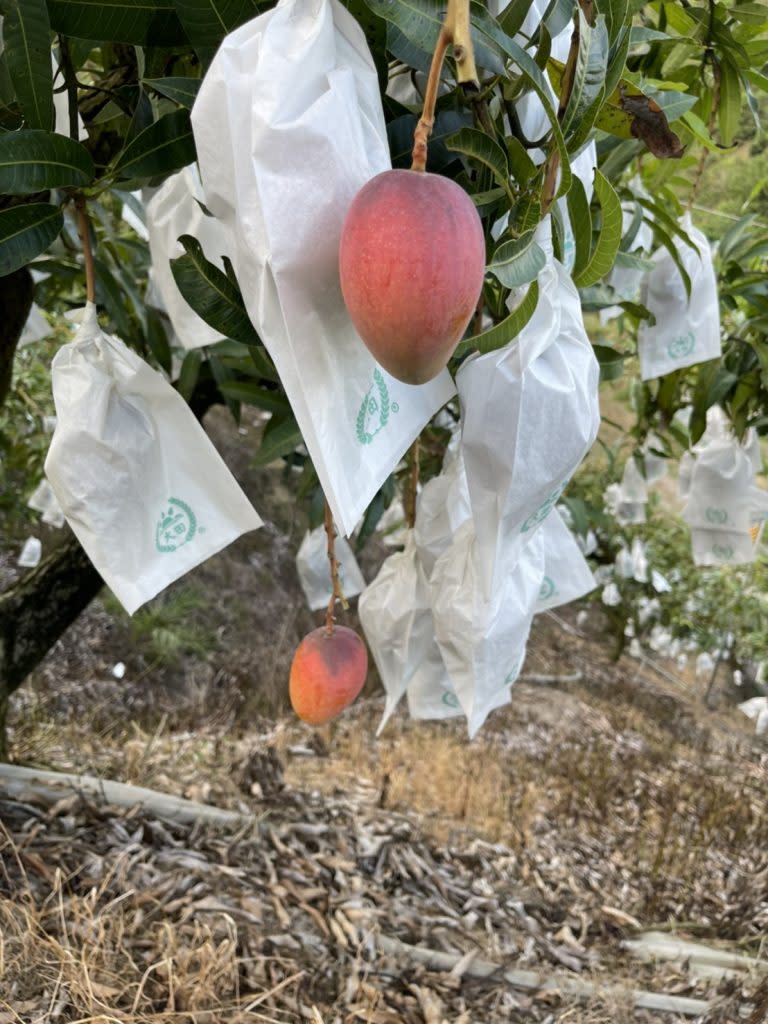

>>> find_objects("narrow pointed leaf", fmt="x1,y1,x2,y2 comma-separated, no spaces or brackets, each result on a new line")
3,0,53,131
0,130,94,193
46,0,187,45
566,175,592,279
0,203,63,276
455,281,539,358
445,127,512,197
488,230,545,288
562,11,609,136
254,415,303,466
573,170,622,287
113,108,196,180
170,233,259,345
718,56,742,146
143,76,201,109
172,0,259,47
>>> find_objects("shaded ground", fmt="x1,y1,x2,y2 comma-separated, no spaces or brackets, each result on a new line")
2,409,767,1022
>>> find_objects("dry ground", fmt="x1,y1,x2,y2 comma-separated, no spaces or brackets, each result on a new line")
2,408,768,1022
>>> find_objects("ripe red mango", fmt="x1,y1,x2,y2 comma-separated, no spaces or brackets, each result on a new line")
339,169,486,385
289,625,368,726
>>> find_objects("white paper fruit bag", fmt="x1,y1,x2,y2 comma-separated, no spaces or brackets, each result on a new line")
605,457,648,526
535,510,596,611
679,407,768,565
358,532,458,731
457,220,600,597
191,0,455,537
145,165,234,351
430,521,544,738
638,213,721,380
413,445,471,580
45,304,262,614
296,525,365,611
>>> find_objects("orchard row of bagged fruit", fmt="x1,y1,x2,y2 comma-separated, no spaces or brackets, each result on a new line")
26,0,765,734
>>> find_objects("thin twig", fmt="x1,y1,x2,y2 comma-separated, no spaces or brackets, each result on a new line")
405,437,420,529
74,196,96,305
323,501,347,635
411,0,479,171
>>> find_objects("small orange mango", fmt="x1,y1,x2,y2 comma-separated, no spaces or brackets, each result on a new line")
289,625,368,726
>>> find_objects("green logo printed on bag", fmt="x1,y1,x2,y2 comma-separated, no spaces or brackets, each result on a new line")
521,483,566,533
503,655,524,689
667,331,695,359
356,368,399,445
705,506,728,525
442,691,460,709
712,542,734,560
156,497,197,553
539,575,556,601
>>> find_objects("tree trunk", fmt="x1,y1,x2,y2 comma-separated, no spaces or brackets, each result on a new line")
0,535,103,757
0,267,34,407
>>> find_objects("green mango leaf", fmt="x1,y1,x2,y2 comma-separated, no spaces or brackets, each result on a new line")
566,175,592,279
0,130,94,194
253,415,303,466
718,56,742,147
455,280,539,358
217,380,291,414
562,11,609,137
176,348,202,401
445,127,513,199
172,0,258,48
506,136,537,184
487,230,545,288
143,76,202,109
573,170,622,287
593,344,626,382
3,0,53,131
388,110,470,171
112,108,196,180
46,0,187,45
93,255,133,338
613,248,654,271
472,11,572,199
170,233,259,345
0,202,63,276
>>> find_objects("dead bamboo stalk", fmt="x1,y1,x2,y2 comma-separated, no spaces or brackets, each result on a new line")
0,763,255,828
376,935,712,1017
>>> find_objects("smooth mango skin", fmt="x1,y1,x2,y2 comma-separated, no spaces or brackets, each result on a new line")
289,625,368,726
339,169,486,385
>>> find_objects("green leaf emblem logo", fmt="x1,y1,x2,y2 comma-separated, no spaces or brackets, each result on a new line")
356,368,399,445
538,575,556,601
705,507,728,525
521,483,566,533
667,332,695,359
155,497,197,553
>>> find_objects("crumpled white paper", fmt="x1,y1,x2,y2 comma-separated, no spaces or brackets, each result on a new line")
535,510,596,611
296,524,365,611
681,406,768,565
191,0,455,536
430,521,544,738
27,478,64,528
738,696,768,737
605,458,648,526
458,219,600,597
45,304,262,614
17,537,41,568
19,304,50,346
358,531,459,731
144,165,233,351
638,212,721,380
413,442,471,580
615,537,649,583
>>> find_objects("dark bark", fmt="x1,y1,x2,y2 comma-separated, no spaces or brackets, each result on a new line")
0,534,103,696
0,267,34,407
